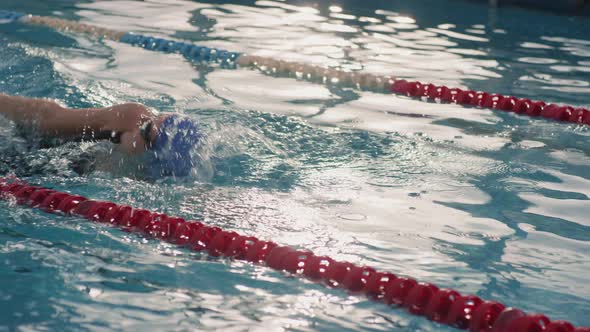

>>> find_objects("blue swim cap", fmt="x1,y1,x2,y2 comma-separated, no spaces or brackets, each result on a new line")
149,115,204,178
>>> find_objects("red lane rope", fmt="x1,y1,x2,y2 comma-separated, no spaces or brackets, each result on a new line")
1,178,588,332
389,80,590,126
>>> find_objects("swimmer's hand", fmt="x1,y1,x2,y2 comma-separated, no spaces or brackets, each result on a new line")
0,94,158,154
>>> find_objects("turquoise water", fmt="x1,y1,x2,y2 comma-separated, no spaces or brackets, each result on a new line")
1,0,589,331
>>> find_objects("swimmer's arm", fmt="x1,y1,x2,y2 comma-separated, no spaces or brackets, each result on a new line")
0,93,63,127
0,94,154,154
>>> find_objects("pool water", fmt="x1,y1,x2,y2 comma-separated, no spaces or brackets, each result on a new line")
1,0,589,331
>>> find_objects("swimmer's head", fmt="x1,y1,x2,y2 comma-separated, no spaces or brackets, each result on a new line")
147,115,204,178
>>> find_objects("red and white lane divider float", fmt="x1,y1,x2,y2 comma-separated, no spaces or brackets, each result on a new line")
1,178,588,332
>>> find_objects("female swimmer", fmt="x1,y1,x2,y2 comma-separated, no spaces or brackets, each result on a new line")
0,93,203,178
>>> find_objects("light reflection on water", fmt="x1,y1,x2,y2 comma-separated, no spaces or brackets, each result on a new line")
0,0,589,331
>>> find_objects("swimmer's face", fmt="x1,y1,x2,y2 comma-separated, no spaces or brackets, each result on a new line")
142,115,170,149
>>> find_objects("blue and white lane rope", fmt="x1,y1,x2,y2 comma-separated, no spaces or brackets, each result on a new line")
118,32,240,68
2,9,590,126
0,10,241,69
0,9,23,23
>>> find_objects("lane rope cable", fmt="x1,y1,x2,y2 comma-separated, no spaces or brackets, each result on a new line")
0,178,588,332
1,10,589,127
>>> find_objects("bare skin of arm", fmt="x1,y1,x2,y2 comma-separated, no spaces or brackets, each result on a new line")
0,93,162,154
